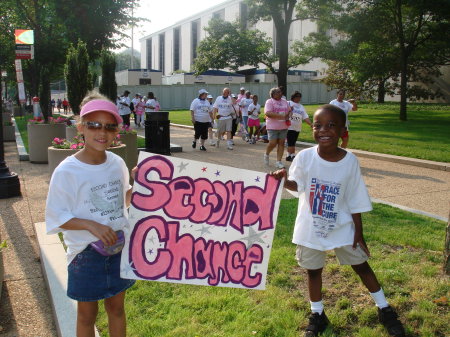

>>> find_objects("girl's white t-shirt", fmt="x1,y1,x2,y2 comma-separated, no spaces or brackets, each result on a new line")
248,103,261,120
288,146,372,251
45,152,131,264
329,99,353,128
288,101,309,132
190,98,212,123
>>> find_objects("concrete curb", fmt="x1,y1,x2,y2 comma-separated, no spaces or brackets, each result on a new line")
35,222,100,337
286,190,448,222
12,117,29,161
171,124,449,171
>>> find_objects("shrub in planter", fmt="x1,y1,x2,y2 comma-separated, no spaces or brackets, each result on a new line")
48,135,126,175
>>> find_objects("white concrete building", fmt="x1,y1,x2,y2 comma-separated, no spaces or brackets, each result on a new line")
114,69,162,86
139,0,326,80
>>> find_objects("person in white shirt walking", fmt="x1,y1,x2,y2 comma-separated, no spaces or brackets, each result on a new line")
118,90,131,126
190,89,213,151
286,91,312,161
207,94,216,146
213,88,236,150
329,89,357,148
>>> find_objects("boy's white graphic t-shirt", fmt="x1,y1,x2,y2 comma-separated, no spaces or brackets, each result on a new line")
288,146,372,251
213,96,234,120
329,99,353,128
45,152,131,264
248,103,261,120
288,101,309,132
190,98,211,123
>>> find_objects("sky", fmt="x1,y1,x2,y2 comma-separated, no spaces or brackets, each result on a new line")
126,0,227,51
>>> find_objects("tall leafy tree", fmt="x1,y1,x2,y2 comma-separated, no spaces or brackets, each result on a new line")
99,50,118,102
245,0,319,93
65,40,90,114
193,19,273,74
308,0,450,120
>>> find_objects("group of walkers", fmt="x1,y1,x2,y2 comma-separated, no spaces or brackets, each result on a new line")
190,86,357,169
116,90,160,127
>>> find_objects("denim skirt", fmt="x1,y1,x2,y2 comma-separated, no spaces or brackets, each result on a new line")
67,245,135,302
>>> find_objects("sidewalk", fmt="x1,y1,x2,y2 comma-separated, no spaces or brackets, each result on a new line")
0,124,448,336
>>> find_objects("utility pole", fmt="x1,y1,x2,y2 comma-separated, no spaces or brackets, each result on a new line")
130,0,135,69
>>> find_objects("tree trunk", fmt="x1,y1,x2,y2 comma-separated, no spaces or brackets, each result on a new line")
276,25,289,95
377,78,386,103
445,210,450,275
399,53,408,121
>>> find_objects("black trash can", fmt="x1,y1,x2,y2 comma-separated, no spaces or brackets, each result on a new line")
145,111,171,155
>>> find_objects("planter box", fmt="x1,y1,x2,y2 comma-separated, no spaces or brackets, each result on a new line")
48,144,127,176
2,112,12,124
0,250,3,301
65,126,78,141
119,133,138,170
28,123,67,163
3,125,15,141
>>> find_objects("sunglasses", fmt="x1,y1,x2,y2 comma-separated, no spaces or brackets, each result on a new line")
82,121,119,132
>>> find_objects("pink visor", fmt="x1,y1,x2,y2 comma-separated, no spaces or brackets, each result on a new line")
80,99,123,124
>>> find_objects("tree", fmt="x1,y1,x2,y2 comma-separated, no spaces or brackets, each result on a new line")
99,50,118,102
308,0,450,120
193,19,273,74
245,0,316,94
65,40,90,115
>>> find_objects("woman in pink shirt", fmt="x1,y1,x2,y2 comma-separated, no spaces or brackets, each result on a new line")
263,87,291,169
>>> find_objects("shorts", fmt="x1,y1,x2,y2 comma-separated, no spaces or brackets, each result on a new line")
267,129,288,141
194,121,209,140
296,244,368,270
248,118,260,128
286,130,300,146
67,246,135,302
217,118,233,133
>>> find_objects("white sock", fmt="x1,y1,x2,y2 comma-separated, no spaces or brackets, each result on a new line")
310,300,324,314
370,288,389,308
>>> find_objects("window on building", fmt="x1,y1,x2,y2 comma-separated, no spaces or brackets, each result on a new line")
139,78,152,85
240,2,248,30
212,9,225,20
146,38,152,70
159,33,165,74
191,20,200,61
173,27,181,72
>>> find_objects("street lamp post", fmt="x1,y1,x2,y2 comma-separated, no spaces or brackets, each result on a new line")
0,99,21,198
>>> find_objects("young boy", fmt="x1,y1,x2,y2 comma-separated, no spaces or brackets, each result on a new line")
271,104,405,337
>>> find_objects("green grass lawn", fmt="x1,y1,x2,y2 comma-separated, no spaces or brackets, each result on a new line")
169,103,450,162
96,201,448,337
13,116,29,152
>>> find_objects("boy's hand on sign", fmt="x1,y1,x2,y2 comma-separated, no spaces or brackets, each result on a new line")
269,169,286,180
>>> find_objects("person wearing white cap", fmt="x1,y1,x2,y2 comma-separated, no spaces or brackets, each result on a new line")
190,89,213,151
207,94,215,146
213,88,235,150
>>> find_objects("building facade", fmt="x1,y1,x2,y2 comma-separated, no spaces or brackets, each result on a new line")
139,0,327,80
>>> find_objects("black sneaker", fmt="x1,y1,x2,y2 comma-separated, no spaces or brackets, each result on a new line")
378,306,405,337
192,141,196,149
199,145,206,151
304,312,329,337
286,155,293,162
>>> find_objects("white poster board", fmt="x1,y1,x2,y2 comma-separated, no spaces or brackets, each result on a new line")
121,152,284,290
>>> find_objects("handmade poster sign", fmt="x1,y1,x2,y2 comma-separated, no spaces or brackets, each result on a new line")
121,152,284,290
